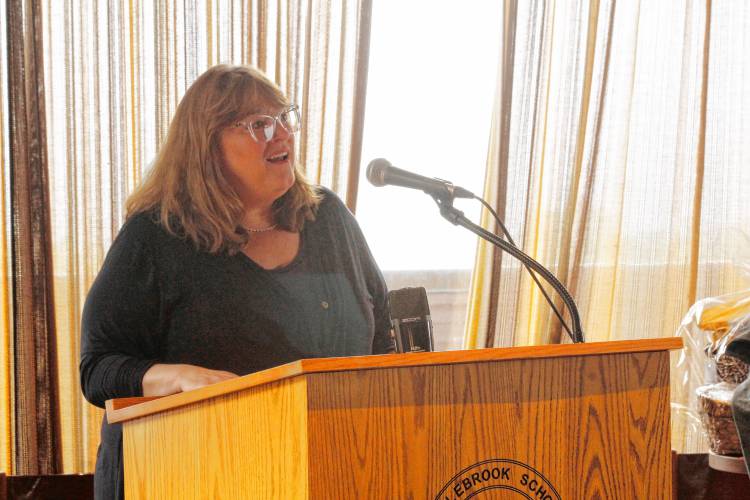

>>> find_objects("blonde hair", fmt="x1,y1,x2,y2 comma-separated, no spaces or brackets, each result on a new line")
126,64,320,255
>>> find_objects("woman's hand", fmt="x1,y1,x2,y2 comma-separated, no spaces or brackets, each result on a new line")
142,363,239,397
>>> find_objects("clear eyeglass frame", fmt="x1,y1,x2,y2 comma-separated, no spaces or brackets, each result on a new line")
234,104,301,143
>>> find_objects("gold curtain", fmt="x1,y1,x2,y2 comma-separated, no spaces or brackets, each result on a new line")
465,0,750,452
41,0,372,473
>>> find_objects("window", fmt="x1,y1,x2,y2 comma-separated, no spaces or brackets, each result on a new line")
357,0,502,350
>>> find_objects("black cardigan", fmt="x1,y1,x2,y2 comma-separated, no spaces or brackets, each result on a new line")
80,187,393,499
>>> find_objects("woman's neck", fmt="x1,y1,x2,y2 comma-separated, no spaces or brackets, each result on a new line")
242,202,275,230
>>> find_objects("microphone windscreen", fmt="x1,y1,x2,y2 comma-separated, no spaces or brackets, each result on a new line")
366,158,391,187
388,287,434,353
388,287,430,319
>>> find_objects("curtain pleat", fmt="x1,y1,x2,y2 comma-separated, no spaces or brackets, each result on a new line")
0,0,14,476
39,0,372,473
466,0,750,453
6,0,62,475
566,0,617,340
344,0,371,212
689,0,711,307
464,0,519,349
467,0,707,348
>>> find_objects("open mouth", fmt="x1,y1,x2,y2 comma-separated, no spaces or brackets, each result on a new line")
266,152,289,164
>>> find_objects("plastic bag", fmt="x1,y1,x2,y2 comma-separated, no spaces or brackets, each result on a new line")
716,315,750,384
671,289,750,454
696,382,742,455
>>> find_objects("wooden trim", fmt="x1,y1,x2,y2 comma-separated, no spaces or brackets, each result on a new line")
105,397,162,413
298,337,683,371
107,337,682,423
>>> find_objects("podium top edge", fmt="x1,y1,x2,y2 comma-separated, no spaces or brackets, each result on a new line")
106,337,683,423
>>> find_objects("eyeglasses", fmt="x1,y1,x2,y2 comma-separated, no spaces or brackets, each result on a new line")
234,105,301,143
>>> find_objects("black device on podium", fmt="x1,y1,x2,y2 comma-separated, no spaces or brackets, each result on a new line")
388,287,434,353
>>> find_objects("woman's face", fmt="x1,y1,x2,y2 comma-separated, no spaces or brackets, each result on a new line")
218,104,297,208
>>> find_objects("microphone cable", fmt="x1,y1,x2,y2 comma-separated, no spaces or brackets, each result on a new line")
473,195,575,342
364,157,580,341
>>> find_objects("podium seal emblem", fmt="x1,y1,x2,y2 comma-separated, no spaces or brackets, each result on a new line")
435,458,561,499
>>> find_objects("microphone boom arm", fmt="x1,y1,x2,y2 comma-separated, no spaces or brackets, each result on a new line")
431,195,585,344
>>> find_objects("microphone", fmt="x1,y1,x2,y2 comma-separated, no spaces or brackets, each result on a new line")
366,158,474,200
367,157,585,343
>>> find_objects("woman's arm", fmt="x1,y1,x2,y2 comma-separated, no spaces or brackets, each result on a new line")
79,217,167,407
81,217,242,406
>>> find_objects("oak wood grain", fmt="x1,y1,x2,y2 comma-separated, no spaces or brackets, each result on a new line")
105,397,161,413
122,377,309,499
108,338,682,423
117,340,678,498
305,351,672,499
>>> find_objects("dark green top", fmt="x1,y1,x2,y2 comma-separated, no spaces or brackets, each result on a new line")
80,187,393,499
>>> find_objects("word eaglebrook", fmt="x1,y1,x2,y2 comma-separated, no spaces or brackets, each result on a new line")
435,459,561,500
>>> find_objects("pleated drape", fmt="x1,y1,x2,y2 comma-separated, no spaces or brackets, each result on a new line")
0,0,15,476
465,0,750,453
6,0,62,475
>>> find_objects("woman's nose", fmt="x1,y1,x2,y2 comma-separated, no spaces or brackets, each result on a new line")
271,119,292,141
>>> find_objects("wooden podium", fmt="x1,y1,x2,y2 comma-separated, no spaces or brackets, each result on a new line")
107,338,682,499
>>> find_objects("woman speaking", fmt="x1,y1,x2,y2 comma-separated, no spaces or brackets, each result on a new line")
80,64,393,500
